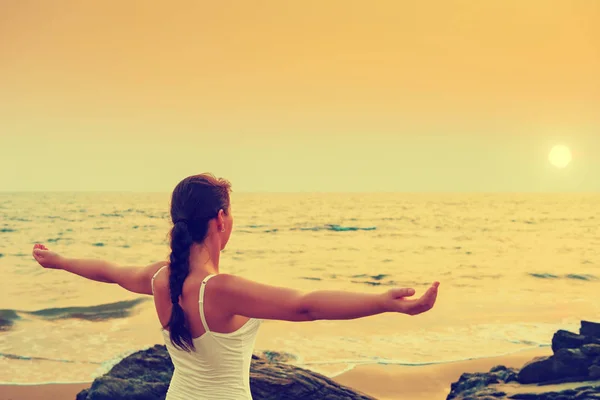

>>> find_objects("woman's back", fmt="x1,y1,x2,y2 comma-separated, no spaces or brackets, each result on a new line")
31,173,439,400
152,267,261,400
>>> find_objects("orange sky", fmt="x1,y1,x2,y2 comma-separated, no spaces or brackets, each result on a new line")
0,1,598,192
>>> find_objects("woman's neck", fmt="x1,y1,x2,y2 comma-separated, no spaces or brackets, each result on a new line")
189,241,220,275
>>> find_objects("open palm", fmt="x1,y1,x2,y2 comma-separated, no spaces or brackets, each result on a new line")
32,243,63,269
387,282,440,316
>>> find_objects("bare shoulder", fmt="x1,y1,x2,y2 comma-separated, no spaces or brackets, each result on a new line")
148,261,169,280
111,260,169,296
208,273,253,292
207,273,308,321
148,262,170,290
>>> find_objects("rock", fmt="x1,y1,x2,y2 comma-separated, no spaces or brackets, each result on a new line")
590,365,600,379
76,345,374,400
551,330,600,353
448,383,600,400
448,321,600,399
446,366,518,399
249,355,374,400
518,349,593,384
582,344,600,357
490,365,519,383
554,348,594,376
518,357,557,384
581,321,600,338
509,386,600,399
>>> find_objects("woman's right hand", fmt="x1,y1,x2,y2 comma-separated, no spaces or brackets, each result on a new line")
385,282,440,316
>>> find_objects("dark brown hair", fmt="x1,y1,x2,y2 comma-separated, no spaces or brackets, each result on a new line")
167,173,231,351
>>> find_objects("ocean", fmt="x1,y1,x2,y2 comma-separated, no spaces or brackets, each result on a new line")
0,192,598,384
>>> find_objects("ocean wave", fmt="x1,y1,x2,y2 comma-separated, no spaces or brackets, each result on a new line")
90,348,148,379
44,216,79,222
528,272,598,281
0,309,20,330
0,298,150,329
294,224,377,232
299,273,420,287
296,344,551,378
6,217,31,222
100,213,123,218
239,224,377,233
0,352,101,364
27,298,149,321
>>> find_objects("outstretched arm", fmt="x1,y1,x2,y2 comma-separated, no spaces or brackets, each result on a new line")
32,244,167,295
213,274,439,322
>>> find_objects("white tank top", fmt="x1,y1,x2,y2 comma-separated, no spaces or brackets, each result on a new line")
152,267,261,400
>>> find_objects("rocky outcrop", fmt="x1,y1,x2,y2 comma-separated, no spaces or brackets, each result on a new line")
76,345,374,400
447,366,519,399
448,384,600,400
447,320,600,400
550,329,600,353
518,343,600,384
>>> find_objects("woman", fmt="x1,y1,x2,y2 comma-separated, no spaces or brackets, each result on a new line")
32,173,440,400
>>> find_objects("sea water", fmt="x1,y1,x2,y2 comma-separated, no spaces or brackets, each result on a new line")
0,192,598,383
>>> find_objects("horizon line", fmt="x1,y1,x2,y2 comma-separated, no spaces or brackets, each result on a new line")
0,190,598,195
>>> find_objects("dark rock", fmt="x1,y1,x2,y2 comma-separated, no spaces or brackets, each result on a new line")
249,356,374,400
582,344,600,357
447,366,518,399
555,348,594,375
448,384,600,399
76,345,374,400
551,330,600,353
509,386,600,399
518,357,557,384
581,321,600,338
509,394,542,400
448,321,600,399
518,348,593,385
490,365,520,383
448,386,507,399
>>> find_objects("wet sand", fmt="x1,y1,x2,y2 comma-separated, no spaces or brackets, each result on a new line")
332,347,551,400
0,382,90,400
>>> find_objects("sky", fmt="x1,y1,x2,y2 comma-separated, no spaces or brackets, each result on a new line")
1,0,599,192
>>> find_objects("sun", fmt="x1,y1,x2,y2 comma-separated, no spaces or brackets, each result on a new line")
548,145,572,169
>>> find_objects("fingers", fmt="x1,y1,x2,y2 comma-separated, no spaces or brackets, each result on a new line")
32,244,48,260
428,282,440,295
390,287,416,299
33,244,49,252
32,244,40,258
422,282,439,307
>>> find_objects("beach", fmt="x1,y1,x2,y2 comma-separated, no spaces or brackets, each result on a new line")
334,347,551,400
0,348,550,400
1,192,598,394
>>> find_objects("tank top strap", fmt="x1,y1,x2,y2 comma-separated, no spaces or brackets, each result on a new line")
198,274,216,332
150,265,168,295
